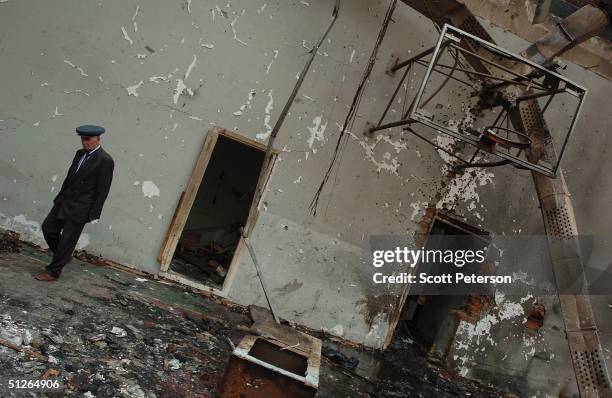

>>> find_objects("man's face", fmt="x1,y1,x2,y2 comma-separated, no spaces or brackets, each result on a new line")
80,135,100,151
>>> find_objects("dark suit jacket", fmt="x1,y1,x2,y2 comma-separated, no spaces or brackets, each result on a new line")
54,147,114,224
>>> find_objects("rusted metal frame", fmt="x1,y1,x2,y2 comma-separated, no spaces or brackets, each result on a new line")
393,45,468,123
540,90,557,114
421,48,461,108
413,59,474,87
369,118,418,134
446,24,584,88
427,62,546,88
448,43,549,89
390,44,443,73
376,62,412,128
406,26,557,175
450,15,610,397
553,91,586,176
411,25,454,118
412,25,586,176
452,109,509,171
394,7,610,394
413,114,554,175
454,159,511,171
471,7,611,394
515,88,567,103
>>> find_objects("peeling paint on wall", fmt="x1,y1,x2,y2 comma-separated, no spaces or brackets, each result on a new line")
132,5,140,32
233,89,256,117
256,90,274,140
121,27,133,45
127,81,144,97
141,181,160,198
453,292,528,376
63,60,88,77
230,10,248,46
306,115,327,155
348,132,402,175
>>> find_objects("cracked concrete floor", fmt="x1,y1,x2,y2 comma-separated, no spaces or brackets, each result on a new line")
0,234,512,398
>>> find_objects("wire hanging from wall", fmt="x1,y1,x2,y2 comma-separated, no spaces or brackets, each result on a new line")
308,0,398,216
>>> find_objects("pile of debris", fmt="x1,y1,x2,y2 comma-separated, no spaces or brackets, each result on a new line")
0,235,518,397
0,284,236,397
0,230,20,254
174,226,242,285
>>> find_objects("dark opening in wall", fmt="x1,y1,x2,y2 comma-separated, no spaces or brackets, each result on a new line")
170,135,265,288
394,214,490,362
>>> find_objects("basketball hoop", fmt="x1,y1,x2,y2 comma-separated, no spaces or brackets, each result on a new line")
480,126,532,150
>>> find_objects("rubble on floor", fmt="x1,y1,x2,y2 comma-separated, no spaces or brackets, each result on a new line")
0,230,20,254
0,230,518,397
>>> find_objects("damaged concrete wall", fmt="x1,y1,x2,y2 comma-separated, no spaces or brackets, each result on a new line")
0,0,451,348
435,20,612,397
1,2,611,378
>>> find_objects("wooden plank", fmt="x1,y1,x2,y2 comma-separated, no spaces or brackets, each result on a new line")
158,128,221,270
219,129,275,152
158,191,185,262
243,152,278,236
220,236,246,293
158,270,225,296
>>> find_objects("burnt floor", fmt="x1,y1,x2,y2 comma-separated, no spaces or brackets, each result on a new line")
0,232,514,398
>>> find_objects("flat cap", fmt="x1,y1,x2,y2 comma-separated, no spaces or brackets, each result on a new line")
76,125,105,136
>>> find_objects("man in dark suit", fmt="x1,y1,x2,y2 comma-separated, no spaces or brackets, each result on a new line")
35,125,114,281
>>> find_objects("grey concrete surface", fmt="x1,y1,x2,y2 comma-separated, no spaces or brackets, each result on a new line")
1,0,612,395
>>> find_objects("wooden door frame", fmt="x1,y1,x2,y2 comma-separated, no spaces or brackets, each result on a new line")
157,126,277,294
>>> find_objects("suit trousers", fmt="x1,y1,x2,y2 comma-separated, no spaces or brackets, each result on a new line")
41,203,86,278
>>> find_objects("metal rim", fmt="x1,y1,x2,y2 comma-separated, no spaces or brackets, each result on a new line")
482,126,532,149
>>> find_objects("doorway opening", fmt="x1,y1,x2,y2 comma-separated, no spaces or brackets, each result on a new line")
158,128,274,291
394,213,490,361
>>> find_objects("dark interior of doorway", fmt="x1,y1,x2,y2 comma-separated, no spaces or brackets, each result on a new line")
394,217,488,361
170,135,265,289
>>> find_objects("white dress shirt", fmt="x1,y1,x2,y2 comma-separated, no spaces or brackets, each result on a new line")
75,144,101,173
